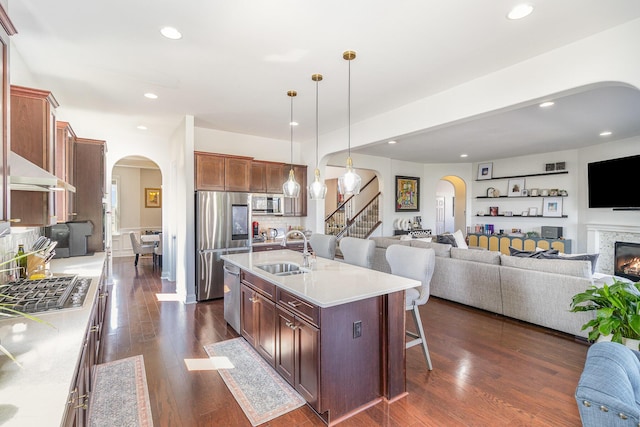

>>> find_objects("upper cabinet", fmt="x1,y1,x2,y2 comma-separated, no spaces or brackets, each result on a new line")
250,160,285,194
0,6,16,223
282,164,307,217
55,121,77,222
74,138,106,253
195,152,251,192
10,85,60,226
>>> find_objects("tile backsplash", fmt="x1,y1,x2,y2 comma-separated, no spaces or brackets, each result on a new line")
0,227,41,282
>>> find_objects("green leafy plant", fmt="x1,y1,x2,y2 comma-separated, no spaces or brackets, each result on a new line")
570,279,640,346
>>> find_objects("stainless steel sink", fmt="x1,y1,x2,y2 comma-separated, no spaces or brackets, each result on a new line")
256,263,307,276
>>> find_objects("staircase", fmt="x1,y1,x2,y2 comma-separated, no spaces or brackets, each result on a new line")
325,176,381,241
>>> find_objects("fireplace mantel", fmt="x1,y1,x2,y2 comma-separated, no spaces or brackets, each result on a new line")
587,224,640,275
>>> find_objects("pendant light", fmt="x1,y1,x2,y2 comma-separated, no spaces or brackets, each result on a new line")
283,90,301,198
338,50,362,196
308,73,327,200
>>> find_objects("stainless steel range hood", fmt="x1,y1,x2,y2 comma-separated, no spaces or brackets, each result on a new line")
9,152,76,192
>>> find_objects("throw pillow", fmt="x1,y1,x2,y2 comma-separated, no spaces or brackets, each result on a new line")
554,252,600,275
437,233,457,247
509,246,559,258
453,229,468,249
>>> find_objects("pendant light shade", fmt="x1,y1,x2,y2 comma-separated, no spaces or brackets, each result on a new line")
309,73,327,200
283,90,301,198
338,50,361,196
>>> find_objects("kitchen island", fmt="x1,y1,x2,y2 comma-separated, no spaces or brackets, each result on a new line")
222,249,420,425
0,253,107,426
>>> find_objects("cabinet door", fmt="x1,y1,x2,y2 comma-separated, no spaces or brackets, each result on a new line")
240,284,257,346
296,316,320,407
250,161,266,193
282,165,307,217
276,306,296,385
195,153,225,191
224,157,251,192
75,138,105,253
256,293,276,367
266,163,285,194
0,10,15,222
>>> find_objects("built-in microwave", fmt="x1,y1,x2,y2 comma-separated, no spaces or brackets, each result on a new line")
251,194,284,215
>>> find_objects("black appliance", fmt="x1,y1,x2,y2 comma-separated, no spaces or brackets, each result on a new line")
67,221,94,256
588,154,640,209
0,275,91,315
45,224,71,258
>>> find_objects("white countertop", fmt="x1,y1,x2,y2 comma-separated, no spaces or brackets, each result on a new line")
0,253,107,427
222,249,419,307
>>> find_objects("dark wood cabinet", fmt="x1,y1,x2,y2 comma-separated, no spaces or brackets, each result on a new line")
63,265,109,427
251,160,286,193
282,164,307,216
240,271,277,366
10,85,59,226
195,152,251,192
195,152,225,191
0,7,16,223
74,138,105,253
276,305,320,408
55,121,77,223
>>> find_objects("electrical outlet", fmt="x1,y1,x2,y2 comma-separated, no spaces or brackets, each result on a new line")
353,320,362,338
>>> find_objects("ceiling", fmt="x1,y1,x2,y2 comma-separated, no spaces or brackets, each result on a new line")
7,1,640,164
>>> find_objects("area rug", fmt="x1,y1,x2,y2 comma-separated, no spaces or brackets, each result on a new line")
88,355,153,427
204,338,306,426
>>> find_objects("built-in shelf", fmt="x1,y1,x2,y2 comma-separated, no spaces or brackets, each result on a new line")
475,170,568,181
476,214,568,218
476,195,568,199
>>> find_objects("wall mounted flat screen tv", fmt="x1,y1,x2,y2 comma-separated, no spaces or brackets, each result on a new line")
588,154,640,209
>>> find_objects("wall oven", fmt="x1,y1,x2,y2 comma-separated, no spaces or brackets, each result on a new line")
251,194,284,215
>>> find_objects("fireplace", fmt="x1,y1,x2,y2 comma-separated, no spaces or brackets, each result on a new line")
615,241,640,281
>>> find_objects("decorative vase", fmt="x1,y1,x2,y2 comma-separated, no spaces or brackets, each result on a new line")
597,335,640,351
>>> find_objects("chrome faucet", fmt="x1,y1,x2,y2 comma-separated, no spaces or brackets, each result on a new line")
282,230,310,268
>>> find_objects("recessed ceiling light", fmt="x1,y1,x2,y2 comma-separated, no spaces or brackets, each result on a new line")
137,125,148,130
507,4,534,20
600,131,612,137
388,140,397,144
460,154,468,158
289,121,298,126
539,101,555,108
144,93,158,99
160,26,182,40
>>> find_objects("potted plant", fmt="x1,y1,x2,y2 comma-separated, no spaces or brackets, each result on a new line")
570,278,640,349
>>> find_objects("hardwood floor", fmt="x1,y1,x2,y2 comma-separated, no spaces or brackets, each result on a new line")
102,256,589,426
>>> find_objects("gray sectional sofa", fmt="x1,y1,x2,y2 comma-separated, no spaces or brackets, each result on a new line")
370,236,611,338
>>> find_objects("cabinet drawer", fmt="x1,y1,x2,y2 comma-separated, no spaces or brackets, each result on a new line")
241,270,276,300
277,289,319,327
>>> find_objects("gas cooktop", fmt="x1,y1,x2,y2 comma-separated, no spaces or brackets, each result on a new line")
0,275,92,315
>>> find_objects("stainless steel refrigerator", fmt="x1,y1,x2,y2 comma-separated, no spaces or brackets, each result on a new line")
195,191,251,301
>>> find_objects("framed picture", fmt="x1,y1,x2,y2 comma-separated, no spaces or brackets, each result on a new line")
528,207,538,216
555,161,566,171
477,162,493,180
542,196,563,217
545,163,555,172
490,206,499,216
507,178,525,197
145,188,162,208
395,176,420,212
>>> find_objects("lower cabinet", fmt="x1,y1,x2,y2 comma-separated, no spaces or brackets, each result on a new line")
62,265,109,426
240,268,381,423
276,306,320,407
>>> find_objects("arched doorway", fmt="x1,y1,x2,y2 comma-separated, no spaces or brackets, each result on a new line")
109,156,163,260
436,176,466,235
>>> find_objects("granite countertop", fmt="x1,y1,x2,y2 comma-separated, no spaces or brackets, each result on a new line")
0,253,107,427
222,249,419,308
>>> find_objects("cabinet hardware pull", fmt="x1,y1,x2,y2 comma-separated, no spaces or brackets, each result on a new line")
249,297,259,303
73,403,88,410
285,321,299,330
287,301,302,308
90,326,100,332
